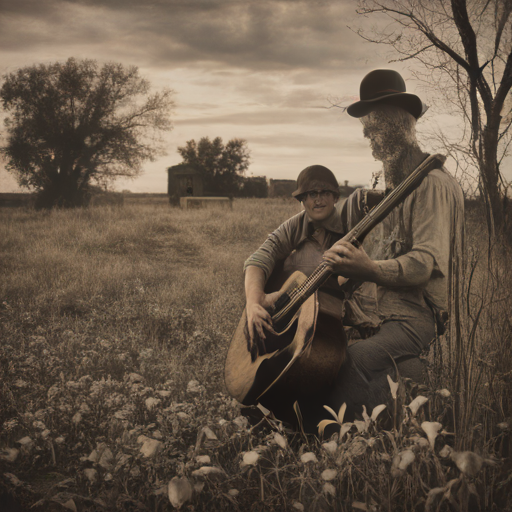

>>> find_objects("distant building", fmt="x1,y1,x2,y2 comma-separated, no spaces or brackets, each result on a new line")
240,176,268,198
339,180,356,198
167,164,204,205
269,179,296,198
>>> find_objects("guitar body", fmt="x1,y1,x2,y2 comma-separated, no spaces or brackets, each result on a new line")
224,270,347,406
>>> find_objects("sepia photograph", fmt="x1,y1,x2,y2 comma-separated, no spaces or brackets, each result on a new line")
1,1,511,510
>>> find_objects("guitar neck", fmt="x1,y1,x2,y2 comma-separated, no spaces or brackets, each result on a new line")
279,154,444,308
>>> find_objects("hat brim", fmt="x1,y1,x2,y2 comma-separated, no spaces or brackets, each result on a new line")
347,92,427,119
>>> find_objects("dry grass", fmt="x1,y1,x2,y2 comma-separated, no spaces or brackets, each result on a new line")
0,197,510,511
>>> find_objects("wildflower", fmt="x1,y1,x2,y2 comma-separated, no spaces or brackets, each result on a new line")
0,448,19,462
322,441,338,454
168,476,193,509
241,451,260,467
300,452,318,463
145,397,161,410
272,432,287,450
127,373,144,384
439,445,453,458
421,421,443,449
83,468,97,483
321,469,337,481
202,426,218,440
71,412,82,424
187,380,204,394
323,483,337,497
191,466,226,478
139,439,163,458
407,396,429,416
232,416,249,429
387,375,398,399
450,451,495,479
391,449,415,477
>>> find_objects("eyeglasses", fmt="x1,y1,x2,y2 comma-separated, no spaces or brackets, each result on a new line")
305,190,334,200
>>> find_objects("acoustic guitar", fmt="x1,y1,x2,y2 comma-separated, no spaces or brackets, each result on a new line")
224,154,445,407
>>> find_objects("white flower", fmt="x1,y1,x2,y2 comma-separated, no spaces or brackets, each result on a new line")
191,466,226,478
421,421,443,449
387,375,398,399
241,451,260,467
168,476,193,509
321,441,338,454
300,452,318,463
408,396,429,416
273,432,287,450
321,468,337,481
323,482,336,496
139,439,163,458
84,468,97,483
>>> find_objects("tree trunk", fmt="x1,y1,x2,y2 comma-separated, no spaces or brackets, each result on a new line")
479,119,505,234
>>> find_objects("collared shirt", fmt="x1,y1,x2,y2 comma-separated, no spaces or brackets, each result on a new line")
244,156,464,325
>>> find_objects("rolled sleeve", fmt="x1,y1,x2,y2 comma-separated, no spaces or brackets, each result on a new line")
243,214,302,280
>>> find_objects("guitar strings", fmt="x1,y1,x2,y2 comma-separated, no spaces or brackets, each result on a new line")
277,156,432,314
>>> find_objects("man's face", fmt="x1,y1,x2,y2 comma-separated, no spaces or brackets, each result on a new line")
360,109,397,162
302,190,337,222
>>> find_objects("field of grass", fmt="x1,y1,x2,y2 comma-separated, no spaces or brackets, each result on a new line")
0,198,511,511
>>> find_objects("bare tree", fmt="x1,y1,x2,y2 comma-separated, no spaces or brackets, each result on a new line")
354,0,512,234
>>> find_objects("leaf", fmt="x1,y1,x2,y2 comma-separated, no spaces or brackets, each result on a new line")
323,405,340,422
408,395,429,416
353,420,367,433
168,476,193,509
195,455,211,464
317,419,338,437
202,426,217,440
337,403,347,424
371,404,387,422
339,422,353,440
387,375,398,399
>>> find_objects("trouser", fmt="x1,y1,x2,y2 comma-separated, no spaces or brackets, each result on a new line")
299,306,436,433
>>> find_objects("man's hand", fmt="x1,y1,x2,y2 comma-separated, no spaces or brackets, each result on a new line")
323,241,379,282
246,291,281,360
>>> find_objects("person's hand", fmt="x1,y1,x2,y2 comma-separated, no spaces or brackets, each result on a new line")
323,241,378,281
246,291,281,360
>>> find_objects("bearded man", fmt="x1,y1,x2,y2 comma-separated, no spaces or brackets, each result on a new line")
242,69,464,431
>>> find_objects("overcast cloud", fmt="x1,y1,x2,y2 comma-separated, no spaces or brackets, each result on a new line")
1,0,485,193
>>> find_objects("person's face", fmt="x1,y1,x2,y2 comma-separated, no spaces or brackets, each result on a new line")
302,190,337,222
361,109,393,161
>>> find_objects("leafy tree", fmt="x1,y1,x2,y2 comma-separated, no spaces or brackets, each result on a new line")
177,137,250,196
354,0,512,234
0,58,174,208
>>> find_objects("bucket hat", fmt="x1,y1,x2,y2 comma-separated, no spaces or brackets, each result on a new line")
292,165,339,200
347,69,427,119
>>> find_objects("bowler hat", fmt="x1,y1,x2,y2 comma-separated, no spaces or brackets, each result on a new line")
347,69,427,119
292,165,339,200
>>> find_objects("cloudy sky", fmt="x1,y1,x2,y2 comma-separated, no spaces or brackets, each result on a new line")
0,0,502,193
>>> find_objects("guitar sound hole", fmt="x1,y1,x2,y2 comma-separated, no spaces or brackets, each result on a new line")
261,319,298,354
